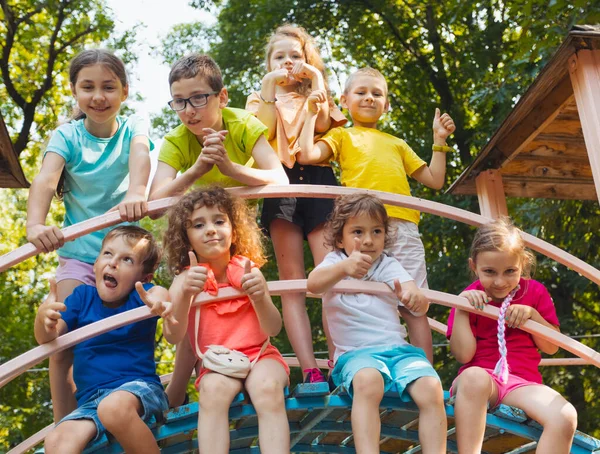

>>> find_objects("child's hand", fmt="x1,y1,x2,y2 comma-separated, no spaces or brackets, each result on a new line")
37,278,66,333
432,108,456,142
344,237,372,279
505,304,534,329
241,260,268,303
307,89,327,114
268,68,294,86
136,282,178,328
184,251,208,296
460,289,490,310
394,280,429,315
291,62,319,82
111,192,148,222
201,129,234,175
27,223,65,253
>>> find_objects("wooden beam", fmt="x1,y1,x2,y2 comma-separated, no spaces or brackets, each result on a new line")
501,179,597,200
496,77,575,166
502,156,593,180
569,49,600,205
475,170,508,218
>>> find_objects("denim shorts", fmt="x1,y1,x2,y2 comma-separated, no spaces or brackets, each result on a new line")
58,380,168,441
331,344,440,401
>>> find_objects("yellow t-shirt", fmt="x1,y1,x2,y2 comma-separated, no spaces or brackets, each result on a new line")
158,107,267,188
318,126,426,224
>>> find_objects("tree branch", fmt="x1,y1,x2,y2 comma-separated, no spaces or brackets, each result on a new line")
0,0,27,109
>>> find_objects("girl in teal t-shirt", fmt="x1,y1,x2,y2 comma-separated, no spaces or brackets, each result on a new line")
26,49,153,422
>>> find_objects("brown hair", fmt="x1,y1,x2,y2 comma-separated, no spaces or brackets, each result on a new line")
470,217,536,278
57,49,129,199
168,53,224,92
344,67,388,95
164,186,266,274
101,225,161,275
324,193,395,251
265,24,330,97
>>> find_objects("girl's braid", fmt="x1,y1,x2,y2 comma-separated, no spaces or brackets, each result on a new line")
493,285,520,384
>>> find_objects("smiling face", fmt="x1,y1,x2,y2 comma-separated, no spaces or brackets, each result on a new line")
170,75,228,140
94,235,151,305
186,204,233,265
71,64,128,137
341,74,389,128
337,212,386,262
470,250,522,302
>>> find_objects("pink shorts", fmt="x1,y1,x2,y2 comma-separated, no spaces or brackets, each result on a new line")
56,256,96,286
450,368,540,408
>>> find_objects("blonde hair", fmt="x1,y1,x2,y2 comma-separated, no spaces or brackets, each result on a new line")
344,67,388,95
470,217,536,278
164,187,266,274
324,193,395,251
265,24,330,97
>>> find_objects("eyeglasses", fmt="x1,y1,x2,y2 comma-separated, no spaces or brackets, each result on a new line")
168,92,219,111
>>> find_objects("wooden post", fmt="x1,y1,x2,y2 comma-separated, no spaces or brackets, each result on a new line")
475,170,508,219
569,50,600,205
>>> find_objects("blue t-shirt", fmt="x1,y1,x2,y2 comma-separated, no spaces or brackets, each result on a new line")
45,115,154,264
61,283,161,406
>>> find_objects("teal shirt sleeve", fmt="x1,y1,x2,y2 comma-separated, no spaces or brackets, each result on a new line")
45,123,76,163
127,115,155,151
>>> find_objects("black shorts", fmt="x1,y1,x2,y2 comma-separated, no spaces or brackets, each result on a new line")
261,163,338,239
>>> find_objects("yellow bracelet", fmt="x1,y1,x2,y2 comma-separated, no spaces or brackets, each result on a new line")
432,144,453,153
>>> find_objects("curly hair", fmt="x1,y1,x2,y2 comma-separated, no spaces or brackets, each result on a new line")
265,24,330,97
164,186,266,274
470,217,536,278
324,193,395,251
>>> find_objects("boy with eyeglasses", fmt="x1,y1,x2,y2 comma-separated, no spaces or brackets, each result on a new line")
149,54,288,200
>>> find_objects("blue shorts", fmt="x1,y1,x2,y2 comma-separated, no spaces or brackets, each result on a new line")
58,380,168,441
331,345,440,401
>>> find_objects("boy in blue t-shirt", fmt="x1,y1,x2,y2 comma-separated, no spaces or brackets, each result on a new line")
35,226,171,453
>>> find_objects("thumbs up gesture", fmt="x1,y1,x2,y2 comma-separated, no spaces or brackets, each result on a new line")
38,278,67,333
344,237,372,279
136,282,178,329
394,279,429,316
183,250,208,296
432,107,456,142
241,259,267,304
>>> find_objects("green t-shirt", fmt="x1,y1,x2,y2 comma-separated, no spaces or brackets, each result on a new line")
158,107,268,188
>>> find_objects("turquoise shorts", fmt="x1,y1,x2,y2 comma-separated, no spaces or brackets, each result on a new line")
58,380,168,441
331,344,440,401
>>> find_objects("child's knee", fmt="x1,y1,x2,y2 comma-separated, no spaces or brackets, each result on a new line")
249,378,285,412
97,393,140,429
45,428,70,454
352,368,384,401
546,401,577,435
455,367,491,398
198,376,239,409
45,423,90,454
410,376,444,408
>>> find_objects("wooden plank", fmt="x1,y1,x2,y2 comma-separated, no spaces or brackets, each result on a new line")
502,156,593,180
569,49,600,205
496,78,575,166
540,119,583,137
500,179,597,200
521,142,587,158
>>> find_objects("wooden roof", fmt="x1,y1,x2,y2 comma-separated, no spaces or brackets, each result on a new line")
449,25,600,200
0,112,28,188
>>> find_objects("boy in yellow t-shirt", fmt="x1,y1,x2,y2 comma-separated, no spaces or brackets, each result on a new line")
298,67,455,362
149,54,288,201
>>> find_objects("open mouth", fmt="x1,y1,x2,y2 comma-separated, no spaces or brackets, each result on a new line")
103,273,118,288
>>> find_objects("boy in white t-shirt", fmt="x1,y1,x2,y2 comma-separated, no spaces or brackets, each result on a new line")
307,193,446,453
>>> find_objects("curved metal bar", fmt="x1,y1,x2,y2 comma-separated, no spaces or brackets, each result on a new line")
2,186,599,287
1,281,598,391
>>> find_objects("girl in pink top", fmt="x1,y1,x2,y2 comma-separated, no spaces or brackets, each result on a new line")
246,24,347,383
447,218,577,453
161,187,290,453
